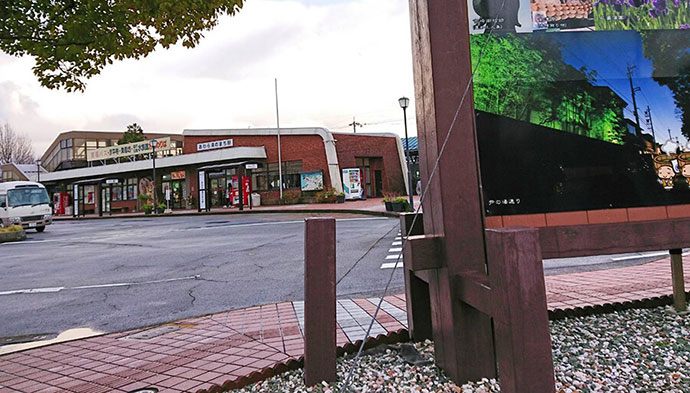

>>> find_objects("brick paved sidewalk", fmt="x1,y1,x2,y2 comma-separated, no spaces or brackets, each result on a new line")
52,197,423,221
1,257,689,393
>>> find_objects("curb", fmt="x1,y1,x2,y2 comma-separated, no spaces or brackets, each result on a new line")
548,291,690,320
193,329,410,393
0,229,26,243
53,208,400,221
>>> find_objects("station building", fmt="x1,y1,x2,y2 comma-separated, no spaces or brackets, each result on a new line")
37,128,409,215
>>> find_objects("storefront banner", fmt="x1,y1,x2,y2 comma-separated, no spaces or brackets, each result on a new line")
87,137,172,162
197,138,234,152
342,168,364,200
171,170,185,180
301,171,324,191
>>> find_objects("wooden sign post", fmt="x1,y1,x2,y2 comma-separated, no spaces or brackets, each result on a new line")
405,1,689,391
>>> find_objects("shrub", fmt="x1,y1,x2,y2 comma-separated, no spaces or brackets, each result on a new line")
315,187,338,203
0,225,22,233
281,189,302,205
138,193,152,204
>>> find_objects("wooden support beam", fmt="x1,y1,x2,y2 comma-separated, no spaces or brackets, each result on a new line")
401,213,435,342
486,228,555,393
670,248,687,312
539,218,690,259
304,218,336,386
454,272,492,315
403,235,443,271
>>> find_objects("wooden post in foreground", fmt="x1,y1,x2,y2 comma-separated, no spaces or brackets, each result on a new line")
304,218,336,386
670,248,687,312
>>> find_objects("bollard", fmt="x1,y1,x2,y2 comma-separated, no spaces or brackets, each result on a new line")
670,249,687,312
304,218,336,386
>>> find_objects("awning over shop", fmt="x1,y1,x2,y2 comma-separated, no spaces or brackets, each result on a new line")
197,160,263,171
41,146,267,183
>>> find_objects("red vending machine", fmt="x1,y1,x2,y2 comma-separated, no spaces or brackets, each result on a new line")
231,176,251,206
53,193,69,215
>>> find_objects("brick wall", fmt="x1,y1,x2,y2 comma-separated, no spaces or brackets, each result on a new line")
184,135,332,189
333,134,406,195
183,132,406,197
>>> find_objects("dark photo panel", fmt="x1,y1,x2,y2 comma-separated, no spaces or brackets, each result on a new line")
469,17,690,215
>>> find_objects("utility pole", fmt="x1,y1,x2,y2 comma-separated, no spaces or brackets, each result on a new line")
348,117,363,133
644,106,656,151
627,64,642,137
275,78,283,199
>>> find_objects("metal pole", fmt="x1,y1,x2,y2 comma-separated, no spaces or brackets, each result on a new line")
36,161,40,183
403,106,414,211
152,145,157,214
275,78,283,199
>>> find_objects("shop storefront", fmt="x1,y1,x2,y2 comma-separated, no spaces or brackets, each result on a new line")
36,127,410,214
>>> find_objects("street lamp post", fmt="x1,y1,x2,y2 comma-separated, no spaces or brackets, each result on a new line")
151,140,157,214
36,159,41,183
398,97,414,211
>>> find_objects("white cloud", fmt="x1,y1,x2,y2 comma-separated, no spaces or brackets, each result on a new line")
0,0,417,157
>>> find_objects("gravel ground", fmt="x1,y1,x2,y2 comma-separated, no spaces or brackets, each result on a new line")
228,304,689,393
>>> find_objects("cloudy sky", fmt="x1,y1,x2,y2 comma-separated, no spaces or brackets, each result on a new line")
0,0,417,156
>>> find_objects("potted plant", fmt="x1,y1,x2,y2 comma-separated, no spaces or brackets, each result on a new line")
336,191,345,203
391,197,410,212
156,202,166,214
382,193,394,211
138,193,152,212
142,204,153,215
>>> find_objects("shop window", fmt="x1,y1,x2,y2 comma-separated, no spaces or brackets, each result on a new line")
267,160,303,190
253,173,267,191
111,186,123,201
126,178,137,200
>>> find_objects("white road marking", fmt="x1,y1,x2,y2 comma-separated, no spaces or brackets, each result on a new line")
0,240,56,246
335,217,392,222
0,275,199,296
389,248,402,252
385,254,402,260
392,241,402,246
610,251,690,261
380,262,403,269
611,252,668,261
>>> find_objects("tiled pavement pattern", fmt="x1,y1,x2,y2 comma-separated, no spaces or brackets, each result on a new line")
1,257,690,393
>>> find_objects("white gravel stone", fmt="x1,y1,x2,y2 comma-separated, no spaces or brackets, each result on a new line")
227,303,689,393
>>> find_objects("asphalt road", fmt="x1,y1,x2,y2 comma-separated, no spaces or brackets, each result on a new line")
0,212,673,343
0,213,404,340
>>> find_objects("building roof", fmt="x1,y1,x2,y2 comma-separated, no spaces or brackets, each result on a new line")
0,163,47,182
401,137,418,151
41,146,267,183
40,130,184,163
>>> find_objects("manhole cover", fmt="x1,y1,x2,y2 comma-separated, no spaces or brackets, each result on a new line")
128,389,158,393
125,325,180,340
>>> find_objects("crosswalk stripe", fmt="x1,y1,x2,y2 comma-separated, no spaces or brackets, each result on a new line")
380,262,403,269
385,254,401,260
389,248,402,252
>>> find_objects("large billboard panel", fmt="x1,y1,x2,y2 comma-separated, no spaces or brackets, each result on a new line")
467,1,690,215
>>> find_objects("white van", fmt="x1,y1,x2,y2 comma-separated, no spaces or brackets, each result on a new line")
0,181,53,232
